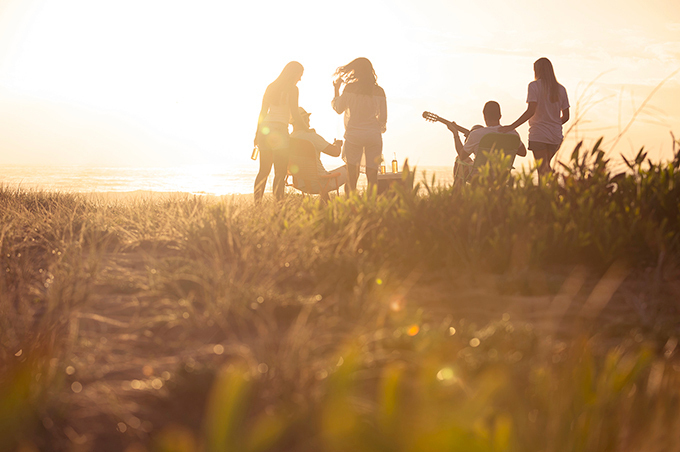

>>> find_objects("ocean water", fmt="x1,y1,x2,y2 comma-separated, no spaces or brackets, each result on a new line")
1,165,454,195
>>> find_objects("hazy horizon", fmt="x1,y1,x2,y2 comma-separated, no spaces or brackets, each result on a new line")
0,0,678,173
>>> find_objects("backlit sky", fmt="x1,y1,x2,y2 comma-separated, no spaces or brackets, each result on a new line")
0,0,678,170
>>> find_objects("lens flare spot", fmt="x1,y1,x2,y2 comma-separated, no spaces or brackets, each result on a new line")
407,324,420,336
213,344,225,355
449,327,456,336
436,367,456,382
71,381,83,393
469,337,481,347
261,126,270,135
390,297,404,312
376,278,383,285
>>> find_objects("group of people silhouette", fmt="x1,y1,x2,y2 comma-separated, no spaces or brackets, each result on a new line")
253,57,569,202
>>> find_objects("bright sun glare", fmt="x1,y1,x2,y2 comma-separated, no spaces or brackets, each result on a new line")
0,0,678,172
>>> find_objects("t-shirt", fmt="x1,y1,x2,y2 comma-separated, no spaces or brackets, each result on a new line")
526,79,569,145
290,128,332,175
332,84,387,134
462,125,522,157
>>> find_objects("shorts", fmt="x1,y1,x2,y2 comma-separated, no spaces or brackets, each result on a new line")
257,121,290,152
528,141,560,157
343,129,383,170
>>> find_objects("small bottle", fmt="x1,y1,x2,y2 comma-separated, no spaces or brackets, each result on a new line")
380,155,386,174
251,146,259,160
391,153,398,173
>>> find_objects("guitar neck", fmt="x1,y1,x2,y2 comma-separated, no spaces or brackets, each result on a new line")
423,111,470,137
440,118,470,137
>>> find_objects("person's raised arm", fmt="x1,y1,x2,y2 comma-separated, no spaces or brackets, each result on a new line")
332,78,347,114
561,107,570,124
498,101,537,133
445,121,471,139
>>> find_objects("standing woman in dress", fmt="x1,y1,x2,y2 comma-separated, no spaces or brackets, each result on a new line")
254,61,304,202
332,57,387,193
499,57,569,179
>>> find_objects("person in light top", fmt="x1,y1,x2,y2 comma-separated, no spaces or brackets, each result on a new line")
332,58,387,194
290,107,347,200
254,61,305,202
448,101,527,184
499,57,570,179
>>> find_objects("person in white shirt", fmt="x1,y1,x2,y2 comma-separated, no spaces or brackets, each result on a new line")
448,101,527,181
290,107,347,201
499,57,570,179
332,58,387,194
254,61,305,202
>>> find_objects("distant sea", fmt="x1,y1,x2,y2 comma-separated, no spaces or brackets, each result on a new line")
1,165,454,195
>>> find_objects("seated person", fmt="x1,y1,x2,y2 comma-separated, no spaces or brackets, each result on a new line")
447,101,527,183
290,107,348,199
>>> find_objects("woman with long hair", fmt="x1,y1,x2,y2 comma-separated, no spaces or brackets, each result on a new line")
332,57,387,193
499,57,569,178
254,61,304,202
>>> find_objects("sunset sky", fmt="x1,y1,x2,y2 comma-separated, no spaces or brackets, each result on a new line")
0,0,678,172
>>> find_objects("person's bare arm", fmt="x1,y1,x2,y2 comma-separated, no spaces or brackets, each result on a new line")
288,86,303,126
445,121,471,138
254,90,270,146
451,128,470,161
322,140,342,157
561,107,570,124
332,79,346,114
498,102,537,133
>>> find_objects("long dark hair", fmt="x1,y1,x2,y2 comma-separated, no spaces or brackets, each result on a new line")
334,57,379,96
269,61,304,105
534,57,560,103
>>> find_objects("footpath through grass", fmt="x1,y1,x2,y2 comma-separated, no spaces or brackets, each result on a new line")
1,142,680,452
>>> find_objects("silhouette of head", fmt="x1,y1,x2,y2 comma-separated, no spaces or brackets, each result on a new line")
534,57,559,102
482,101,501,125
335,58,378,94
276,61,304,86
292,107,311,129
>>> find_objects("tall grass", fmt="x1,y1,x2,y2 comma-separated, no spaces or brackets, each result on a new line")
1,140,679,451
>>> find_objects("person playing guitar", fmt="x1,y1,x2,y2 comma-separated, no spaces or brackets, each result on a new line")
423,102,526,186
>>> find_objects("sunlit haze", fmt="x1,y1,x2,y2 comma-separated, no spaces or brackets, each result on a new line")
0,0,678,175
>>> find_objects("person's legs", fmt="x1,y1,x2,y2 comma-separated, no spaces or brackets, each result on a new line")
346,163,360,194
343,139,363,195
363,131,383,192
366,167,378,190
529,141,559,181
272,149,289,201
254,148,274,202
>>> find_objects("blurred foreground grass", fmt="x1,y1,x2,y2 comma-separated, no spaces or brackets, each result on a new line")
2,141,680,451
